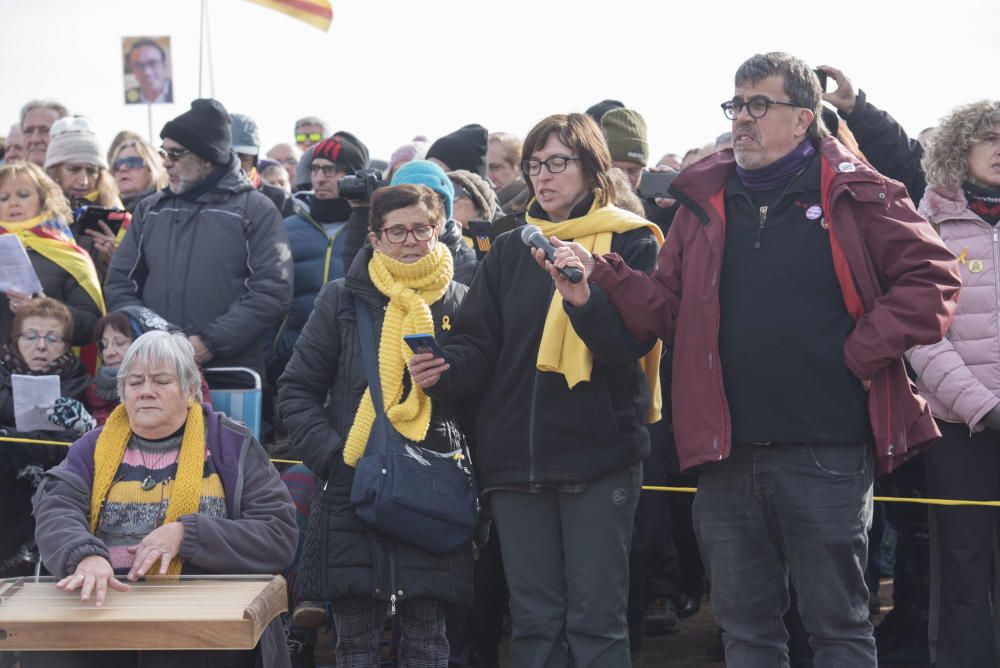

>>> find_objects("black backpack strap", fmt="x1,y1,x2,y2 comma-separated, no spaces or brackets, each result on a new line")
353,295,384,415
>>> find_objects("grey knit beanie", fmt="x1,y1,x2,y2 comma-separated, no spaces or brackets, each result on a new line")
44,116,106,169
448,169,497,219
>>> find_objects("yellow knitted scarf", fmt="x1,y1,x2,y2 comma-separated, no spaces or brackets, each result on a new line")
89,403,206,575
526,198,665,423
342,245,453,467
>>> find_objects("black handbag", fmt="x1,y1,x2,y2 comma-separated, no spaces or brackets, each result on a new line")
349,300,479,555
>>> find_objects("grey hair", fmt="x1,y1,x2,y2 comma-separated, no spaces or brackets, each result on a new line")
294,116,329,136
734,53,829,141
922,101,1000,190
117,330,203,403
19,99,70,129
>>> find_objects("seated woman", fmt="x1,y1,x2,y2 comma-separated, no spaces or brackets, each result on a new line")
44,116,123,274
87,307,212,426
0,297,92,578
0,161,105,346
30,330,297,668
278,184,472,667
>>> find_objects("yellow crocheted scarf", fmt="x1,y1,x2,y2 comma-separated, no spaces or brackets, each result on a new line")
89,403,206,575
342,244,453,467
526,198,666,423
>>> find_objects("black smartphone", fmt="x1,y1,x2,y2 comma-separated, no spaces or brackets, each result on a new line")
814,69,829,92
75,206,128,237
404,334,446,358
638,170,679,199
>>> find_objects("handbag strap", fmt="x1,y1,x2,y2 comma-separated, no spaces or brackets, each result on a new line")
354,294,386,417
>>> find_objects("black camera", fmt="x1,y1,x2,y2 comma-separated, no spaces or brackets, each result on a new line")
337,168,387,201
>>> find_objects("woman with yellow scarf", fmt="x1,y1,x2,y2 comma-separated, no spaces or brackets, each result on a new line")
278,184,472,667
0,162,104,347
408,113,663,667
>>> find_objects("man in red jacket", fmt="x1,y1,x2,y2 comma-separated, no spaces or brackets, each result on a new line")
539,52,960,666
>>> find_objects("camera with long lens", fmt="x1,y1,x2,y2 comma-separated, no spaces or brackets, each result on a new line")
337,168,387,201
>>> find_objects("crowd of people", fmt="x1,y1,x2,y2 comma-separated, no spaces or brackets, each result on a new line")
0,49,997,668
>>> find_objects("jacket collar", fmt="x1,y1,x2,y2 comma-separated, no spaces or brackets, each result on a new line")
918,185,980,224
672,137,882,225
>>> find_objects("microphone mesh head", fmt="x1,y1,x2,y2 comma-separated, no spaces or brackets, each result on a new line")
520,224,539,245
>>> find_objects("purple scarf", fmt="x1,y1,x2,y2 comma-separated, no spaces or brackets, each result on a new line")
736,140,815,191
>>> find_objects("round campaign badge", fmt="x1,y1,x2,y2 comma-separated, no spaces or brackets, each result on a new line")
838,162,856,173
806,205,823,220
969,259,985,273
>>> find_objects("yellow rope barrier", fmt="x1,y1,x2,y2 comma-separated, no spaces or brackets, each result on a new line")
7,435,1000,508
640,485,1000,507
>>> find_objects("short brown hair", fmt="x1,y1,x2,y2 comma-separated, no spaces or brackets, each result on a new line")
11,297,74,344
92,311,134,347
369,184,445,236
489,132,521,167
521,113,616,208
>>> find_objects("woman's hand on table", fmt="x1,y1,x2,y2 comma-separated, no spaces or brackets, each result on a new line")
127,521,184,580
56,554,130,606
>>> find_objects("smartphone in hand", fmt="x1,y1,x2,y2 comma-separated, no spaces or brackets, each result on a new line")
403,334,446,359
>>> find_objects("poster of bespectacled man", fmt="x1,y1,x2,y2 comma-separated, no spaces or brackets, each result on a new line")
122,36,173,105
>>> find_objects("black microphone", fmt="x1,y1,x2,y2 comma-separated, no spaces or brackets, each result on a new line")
520,225,583,284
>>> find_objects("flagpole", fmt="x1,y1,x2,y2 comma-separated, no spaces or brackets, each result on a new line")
198,0,205,96
205,0,215,98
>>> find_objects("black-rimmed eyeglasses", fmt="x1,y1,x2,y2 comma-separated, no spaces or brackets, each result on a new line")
721,97,801,120
380,225,437,244
521,156,581,176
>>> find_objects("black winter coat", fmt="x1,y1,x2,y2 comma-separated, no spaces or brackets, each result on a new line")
0,251,102,347
839,89,926,204
277,247,473,606
427,200,660,490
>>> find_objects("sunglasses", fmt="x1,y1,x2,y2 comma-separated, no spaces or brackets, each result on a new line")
158,146,191,161
113,156,146,171
295,132,323,144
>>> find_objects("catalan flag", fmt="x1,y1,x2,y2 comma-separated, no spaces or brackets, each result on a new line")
244,0,333,31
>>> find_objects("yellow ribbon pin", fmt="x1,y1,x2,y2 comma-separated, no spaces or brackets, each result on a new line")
957,248,969,265
441,316,451,331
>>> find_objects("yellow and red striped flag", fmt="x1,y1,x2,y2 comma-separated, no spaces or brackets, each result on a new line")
244,0,333,31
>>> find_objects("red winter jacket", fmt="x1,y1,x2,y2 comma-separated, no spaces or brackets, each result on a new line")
591,138,961,475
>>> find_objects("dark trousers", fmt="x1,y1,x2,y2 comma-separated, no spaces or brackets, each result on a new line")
926,420,1000,668
332,597,448,668
491,463,641,668
694,442,876,667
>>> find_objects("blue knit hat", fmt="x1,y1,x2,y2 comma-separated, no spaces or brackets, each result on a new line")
390,159,454,221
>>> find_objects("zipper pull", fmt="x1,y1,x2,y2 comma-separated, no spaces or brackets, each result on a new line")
390,594,397,616
755,206,768,249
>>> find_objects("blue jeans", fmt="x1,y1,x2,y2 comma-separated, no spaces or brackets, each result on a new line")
693,442,876,667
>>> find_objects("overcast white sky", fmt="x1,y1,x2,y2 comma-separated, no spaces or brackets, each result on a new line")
2,0,998,163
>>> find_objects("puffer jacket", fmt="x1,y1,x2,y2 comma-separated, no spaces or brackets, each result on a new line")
277,246,473,606
908,185,999,429
104,153,293,374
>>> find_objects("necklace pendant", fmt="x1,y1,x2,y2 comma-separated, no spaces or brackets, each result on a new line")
141,475,156,491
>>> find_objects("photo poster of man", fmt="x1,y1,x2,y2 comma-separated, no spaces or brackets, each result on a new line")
122,36,174,105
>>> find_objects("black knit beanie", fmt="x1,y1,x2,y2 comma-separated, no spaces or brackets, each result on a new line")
160,98,232,165
426,124,489,179
312,131,369,174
